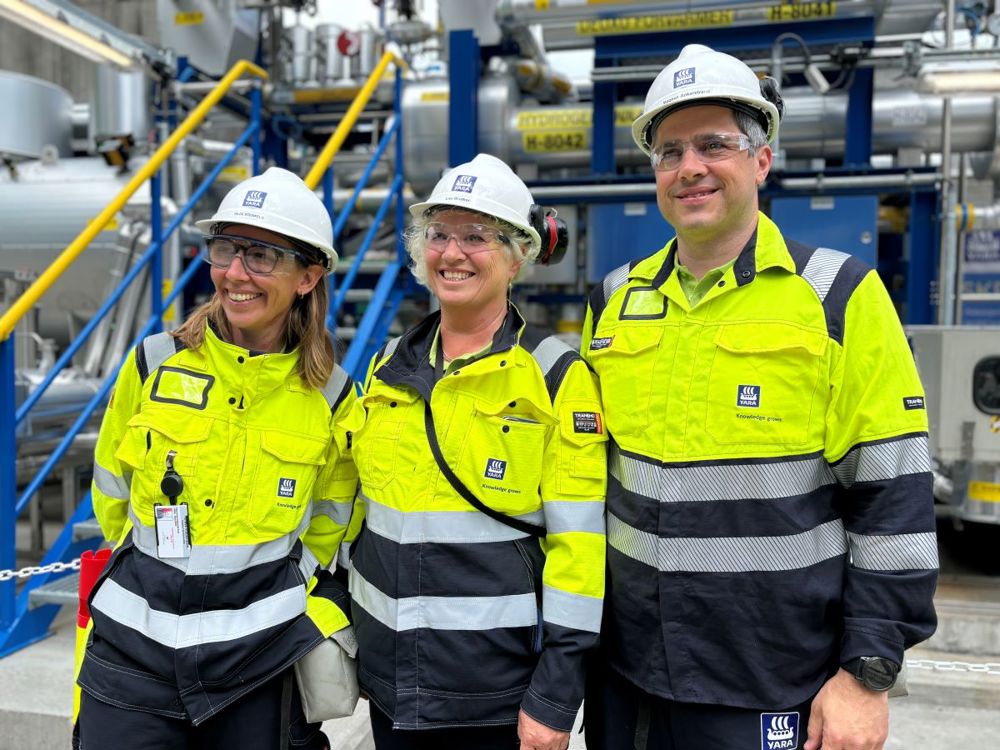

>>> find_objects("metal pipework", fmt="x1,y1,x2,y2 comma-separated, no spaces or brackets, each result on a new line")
402,78,1000,190
938,0,958,326
497,0,943,51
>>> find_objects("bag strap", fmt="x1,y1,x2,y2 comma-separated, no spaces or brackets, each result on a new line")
423,401,545,537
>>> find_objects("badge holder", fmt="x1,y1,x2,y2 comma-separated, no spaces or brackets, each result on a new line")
154,450,192,558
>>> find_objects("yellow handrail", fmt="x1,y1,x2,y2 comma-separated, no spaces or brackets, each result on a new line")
0,59,268,341
304,51,407,190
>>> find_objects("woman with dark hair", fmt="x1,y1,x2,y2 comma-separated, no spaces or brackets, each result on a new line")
79,167,361,749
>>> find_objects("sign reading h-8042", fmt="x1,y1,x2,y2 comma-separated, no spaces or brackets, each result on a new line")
522,131,587,153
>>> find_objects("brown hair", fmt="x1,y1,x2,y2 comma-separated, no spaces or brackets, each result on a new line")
171,273,334,390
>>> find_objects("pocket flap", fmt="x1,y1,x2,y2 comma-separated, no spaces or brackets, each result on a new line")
261,431,328,465
715,323,827,357
474,398,556,426
361,388,420,410
126,411,213,444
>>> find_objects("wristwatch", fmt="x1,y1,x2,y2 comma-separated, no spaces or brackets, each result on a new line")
841,657,900,692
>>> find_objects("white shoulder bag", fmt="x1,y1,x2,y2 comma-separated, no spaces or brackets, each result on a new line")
294,624,360,722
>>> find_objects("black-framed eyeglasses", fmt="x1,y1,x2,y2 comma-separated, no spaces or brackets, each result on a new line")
650,132,754,171
202,235,306,275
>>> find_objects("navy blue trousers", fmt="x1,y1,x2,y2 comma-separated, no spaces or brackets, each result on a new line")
585,664,814,750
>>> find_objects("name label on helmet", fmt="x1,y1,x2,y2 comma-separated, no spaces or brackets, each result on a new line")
674,67,695,88
452,175,477,193
243,190,267,209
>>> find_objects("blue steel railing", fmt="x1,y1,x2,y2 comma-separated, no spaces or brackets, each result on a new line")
0,74,266,656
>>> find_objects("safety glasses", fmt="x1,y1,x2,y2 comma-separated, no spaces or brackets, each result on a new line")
650,132,754,171
424,222,510,255
202,235,306,275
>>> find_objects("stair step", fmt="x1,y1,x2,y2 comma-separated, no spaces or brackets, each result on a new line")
27,571,79,610
72,518,103,542
343,289,374,302
334,257,391,274
335,327,357,340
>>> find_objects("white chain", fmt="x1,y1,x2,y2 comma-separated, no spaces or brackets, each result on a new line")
907,658,1000,676
0,558,82,582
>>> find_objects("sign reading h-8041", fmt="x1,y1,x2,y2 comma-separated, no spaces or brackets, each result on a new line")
522,131,587,153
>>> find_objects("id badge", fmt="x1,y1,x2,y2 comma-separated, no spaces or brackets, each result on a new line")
154,503,191,559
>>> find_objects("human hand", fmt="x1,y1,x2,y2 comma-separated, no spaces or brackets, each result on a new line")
804,668,889,750
517,710,570,750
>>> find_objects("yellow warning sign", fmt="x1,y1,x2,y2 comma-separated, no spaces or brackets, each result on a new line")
577,10,734,36
992,415,1000,434
175,11,204,26
767,2,837,22
523,131,587,153
517,105,643,132
420,91,449,102
968,481,1000,503
162,280,176,323
219,165,250,183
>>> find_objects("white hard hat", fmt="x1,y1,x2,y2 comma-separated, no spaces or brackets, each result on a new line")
195,167,338,273
409,153,542,252
631,44,780,155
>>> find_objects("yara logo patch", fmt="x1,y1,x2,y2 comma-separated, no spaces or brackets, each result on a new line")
484,458,507,480
277,477,296,498
738,384,761,408
760,712,799,750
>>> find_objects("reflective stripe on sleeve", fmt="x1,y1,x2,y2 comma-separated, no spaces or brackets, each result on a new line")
542,585,602,634
350,568,537,632
542,500,605,535
831,435,931,488
848,531,939,571
611,443,834,503
311,498,354,527
363,495,543,544
608,513,847,573
93,464,131,500
337,541,353,570
92,578,305,649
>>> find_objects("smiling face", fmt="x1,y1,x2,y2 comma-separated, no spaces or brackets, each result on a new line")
423,210,522,315
209,224,323,352
652,105,771,244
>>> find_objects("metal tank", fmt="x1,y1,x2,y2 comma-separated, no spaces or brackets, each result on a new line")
0,157,151,343
91,65,152,140
0,71,73,160
403,78,1000,190
316,23,347,85
496,0,943,50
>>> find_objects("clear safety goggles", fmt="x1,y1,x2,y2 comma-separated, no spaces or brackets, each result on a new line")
203,235,307,275
650,132,754,171
424,222,510,255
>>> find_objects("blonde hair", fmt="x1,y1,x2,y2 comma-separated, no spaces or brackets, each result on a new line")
405,207,539,289
171,273,334,390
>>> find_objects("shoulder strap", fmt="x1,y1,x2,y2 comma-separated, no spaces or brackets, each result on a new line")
422,402,545,538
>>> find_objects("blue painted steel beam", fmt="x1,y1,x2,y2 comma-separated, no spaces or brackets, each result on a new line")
907,190,939,324
250,85,262,174
448,29,479,167
15,123,260,426
150,171,163,334
394,66,406,266
844,66,874,166
0,338,16,630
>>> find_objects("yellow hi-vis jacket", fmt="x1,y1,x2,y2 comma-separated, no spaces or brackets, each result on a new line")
583,213,939,709
344,307,607,731
80,324,362,724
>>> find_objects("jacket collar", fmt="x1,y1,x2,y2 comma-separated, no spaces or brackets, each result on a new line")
630,212,795,290
376,304,525,401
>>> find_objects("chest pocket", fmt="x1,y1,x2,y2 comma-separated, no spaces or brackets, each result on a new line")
249,431,328,536
357,388,419,491
705,322,828,448
457,398,555,515
587,327,661,440
114,410,213,522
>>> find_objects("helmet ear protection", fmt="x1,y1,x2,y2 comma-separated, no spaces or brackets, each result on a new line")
528,204,568,266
